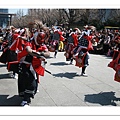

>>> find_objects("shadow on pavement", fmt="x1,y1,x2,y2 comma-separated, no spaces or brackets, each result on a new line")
46,56,54,59
0,73,12,79
84,91,120,106
0,95,22,106
50,62,68,66
0,64,7,67
53,72,79,79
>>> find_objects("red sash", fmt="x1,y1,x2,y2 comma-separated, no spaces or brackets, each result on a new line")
108,50,119,71
114,65,120,82
17,42,46,77
75,52,87,68
32,57,45,76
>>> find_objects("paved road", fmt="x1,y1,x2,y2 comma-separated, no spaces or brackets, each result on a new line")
0,50,120,107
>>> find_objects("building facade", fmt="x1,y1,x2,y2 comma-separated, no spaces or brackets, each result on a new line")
0,9,9,28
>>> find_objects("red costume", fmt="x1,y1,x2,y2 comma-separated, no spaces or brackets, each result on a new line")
65,32,78,61
17,41,48,77
7,30,50,106
74,34,93,68
108,50,120,82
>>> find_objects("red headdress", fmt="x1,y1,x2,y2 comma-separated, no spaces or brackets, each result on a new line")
34,32,48,45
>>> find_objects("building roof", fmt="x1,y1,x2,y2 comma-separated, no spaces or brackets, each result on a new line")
0,12,16,16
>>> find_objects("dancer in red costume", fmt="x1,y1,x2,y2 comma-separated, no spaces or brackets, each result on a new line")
51,27,64,58
10,21,50,106
0,28,21,79
65,28,80,64
108,47,120,82
73,25,94,76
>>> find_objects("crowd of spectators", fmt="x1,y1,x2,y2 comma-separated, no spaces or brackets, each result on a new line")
0,26,120,58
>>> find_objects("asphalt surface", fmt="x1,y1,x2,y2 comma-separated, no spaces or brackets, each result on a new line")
0,50,120,108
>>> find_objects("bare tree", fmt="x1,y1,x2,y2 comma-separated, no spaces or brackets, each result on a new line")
109,9,120,23
11,9,28,28
11,9,120,30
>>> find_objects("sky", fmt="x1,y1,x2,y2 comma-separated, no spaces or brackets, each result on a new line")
8,9,28,15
